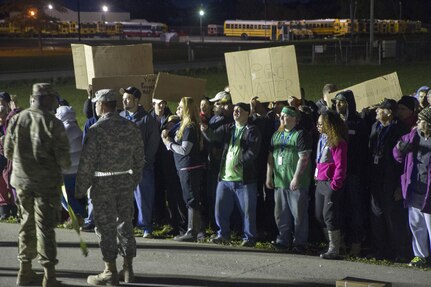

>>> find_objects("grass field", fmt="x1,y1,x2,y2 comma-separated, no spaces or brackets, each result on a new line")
0,62,429,127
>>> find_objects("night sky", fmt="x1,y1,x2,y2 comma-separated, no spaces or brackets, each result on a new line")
1,0,430,26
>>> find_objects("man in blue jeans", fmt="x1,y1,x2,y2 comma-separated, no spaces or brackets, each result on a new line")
202,102,261,247
120,86,160,238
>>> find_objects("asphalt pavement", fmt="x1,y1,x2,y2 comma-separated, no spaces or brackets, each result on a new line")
0,222,429,287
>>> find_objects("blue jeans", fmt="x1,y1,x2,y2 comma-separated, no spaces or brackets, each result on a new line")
134,165,155,233
215,181,257,242
274,187,309,247
61,174,86,217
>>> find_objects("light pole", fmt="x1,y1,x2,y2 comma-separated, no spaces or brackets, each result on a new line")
102,5,109,23
369,0,374,59
399,1,402,20
199,9,205,43
48,4,53,18
77,0,81,41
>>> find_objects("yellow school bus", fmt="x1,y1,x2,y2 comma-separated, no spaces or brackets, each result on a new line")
224,20,283,40
303,19,344,37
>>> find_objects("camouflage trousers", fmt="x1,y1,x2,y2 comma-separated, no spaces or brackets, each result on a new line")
16,187,61,267
92,177,136,262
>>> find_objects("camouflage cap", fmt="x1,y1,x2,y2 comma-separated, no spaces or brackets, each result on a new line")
92,89,117,103
31,83,57,97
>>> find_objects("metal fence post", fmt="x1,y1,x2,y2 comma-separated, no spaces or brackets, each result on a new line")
378,40,382,65
312,44,315,64
334,44,337,64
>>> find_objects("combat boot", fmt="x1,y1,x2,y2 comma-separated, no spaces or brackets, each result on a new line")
42,265,60,287
87,261,119,286
320,230,342,260
119,257,134,283
16,261,38,286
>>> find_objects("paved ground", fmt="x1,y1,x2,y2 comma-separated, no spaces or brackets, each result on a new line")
0,222,429,287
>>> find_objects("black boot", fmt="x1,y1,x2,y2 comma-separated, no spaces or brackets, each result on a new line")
174,208,202,242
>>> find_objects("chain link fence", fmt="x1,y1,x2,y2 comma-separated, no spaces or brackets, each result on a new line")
183,37,430,65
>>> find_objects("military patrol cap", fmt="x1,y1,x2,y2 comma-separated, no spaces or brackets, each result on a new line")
31,83,57,97
92,89,117,103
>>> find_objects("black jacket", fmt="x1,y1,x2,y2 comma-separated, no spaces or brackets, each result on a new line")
203,122,261,185
368,118,409,191
341,91,370,175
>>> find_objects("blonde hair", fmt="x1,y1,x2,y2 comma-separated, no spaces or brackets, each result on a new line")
176,97,200,142
320,111,348,147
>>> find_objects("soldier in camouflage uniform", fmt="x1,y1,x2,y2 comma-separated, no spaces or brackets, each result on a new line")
75,89,145,286
4,83,71,287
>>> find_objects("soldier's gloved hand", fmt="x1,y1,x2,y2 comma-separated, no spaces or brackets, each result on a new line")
396,140,413,154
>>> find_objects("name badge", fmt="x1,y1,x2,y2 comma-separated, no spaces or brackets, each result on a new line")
227,152,234,160
314,168,318,177
277,156,283,166
373,155,380,165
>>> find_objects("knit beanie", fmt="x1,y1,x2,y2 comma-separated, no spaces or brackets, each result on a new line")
418,108,431,126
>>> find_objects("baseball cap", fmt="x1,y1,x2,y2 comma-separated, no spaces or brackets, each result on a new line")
119,86,141,99
397,95,416,112
378,98,398,114
209,91,230,103
153,98,166,104
234,102,250,113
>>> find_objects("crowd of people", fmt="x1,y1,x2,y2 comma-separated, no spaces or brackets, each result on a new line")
1,82,431,286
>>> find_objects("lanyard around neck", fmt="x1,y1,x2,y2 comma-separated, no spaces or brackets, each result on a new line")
232,125,246,146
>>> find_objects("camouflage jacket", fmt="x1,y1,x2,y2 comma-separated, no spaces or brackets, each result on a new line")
4,106,71,190
75,112,145,199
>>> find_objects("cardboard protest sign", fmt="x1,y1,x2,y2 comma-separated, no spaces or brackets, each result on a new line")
225,45,300,103
328,72,403,112
92,73,206,111
71,43,153,90
152,73,207,103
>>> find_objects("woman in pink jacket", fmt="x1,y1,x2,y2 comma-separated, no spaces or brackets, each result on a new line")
315,111,348,259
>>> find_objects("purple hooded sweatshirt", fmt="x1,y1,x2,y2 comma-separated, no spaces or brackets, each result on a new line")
393,128,431,214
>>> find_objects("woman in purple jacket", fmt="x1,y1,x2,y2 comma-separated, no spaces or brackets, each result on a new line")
315,111,348,259
393,108,431,268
